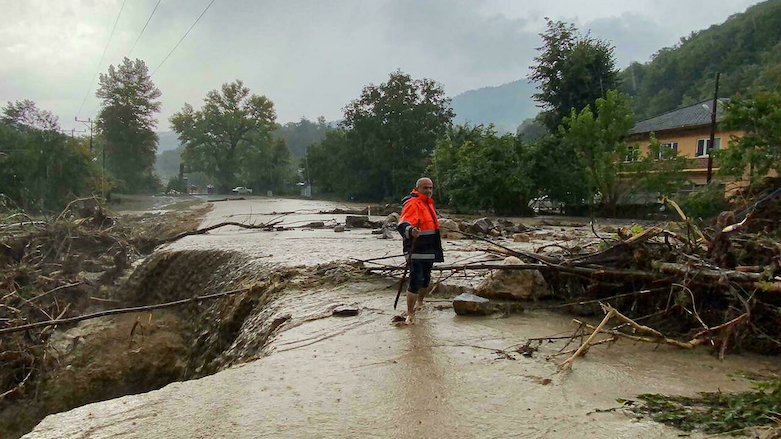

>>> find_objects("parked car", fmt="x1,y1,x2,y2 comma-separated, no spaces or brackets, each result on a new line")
232,186,253,195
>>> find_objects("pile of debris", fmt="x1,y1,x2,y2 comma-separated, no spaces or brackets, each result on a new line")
439,217,528,239
0,198,209,411
369,187,781,361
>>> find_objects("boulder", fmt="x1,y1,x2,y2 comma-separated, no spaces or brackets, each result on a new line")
515,223,529,232
346,215,371,228
334,225,345,233
304,221,325,228
497,218,515,230
475,256,550,301
490,229,501,237
467,217,494,235
439,218,462,239
452,293,524,316
512,233,530,243
452,293,493,315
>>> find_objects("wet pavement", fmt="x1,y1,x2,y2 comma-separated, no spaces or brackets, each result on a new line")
22,198,778,438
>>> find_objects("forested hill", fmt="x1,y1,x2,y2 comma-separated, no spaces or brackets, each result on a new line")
449,79,538,133
620,0,781,120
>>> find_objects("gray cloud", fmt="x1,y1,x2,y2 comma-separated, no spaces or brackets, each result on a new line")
0,0,763,133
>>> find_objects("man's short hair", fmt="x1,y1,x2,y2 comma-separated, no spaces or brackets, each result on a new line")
416,177,432,188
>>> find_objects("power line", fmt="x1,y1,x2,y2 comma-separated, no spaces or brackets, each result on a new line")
77,0,128,117
128,0,162,56
151,0,216,77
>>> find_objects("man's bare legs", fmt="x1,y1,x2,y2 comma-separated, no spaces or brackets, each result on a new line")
405,291,419,325
416,284,432,311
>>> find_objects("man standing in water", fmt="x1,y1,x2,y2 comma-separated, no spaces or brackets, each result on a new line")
397,177,444,324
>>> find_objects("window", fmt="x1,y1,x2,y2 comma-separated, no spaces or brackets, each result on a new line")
658,142,678,160
625,145,639,162
696,138,721,157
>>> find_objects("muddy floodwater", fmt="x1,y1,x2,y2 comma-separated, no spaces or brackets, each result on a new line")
23,197,778,438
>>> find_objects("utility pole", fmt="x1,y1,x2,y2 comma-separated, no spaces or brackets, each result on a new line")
75,117,93,151
706,73,720,184
76,116,103,197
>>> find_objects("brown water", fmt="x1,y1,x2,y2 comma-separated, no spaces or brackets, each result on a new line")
22,198,777,438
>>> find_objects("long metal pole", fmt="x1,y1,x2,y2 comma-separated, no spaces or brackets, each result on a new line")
706,73,720,184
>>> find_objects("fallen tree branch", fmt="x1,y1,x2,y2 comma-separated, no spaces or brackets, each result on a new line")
558,307,617,371
652,261,763,283
156,220,283,245
0,286,256,336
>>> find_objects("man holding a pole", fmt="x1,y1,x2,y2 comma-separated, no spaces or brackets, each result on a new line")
396,177,444,325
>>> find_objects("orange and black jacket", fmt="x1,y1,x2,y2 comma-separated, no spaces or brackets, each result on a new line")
397,189,444,262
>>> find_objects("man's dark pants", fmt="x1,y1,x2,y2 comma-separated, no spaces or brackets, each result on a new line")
408,260,434,293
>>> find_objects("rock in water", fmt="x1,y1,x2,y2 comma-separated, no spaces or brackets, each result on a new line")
439,218,462,239
467,217,494,235
386,212,400,225
346,215,370,228
452,293,524,316
476,256,550,300
452,293,493,315
512,233,530,242
332,305,360,317
334,225,345,232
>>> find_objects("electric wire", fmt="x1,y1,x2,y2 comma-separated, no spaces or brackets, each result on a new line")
77,0,128,117
151,0,216,77
128,0,162,56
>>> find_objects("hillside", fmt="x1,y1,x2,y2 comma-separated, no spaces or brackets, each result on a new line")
449,79,539,133
157,131,180,153
620,0,781,120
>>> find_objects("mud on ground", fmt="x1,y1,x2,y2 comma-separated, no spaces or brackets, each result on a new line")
0,200,215,438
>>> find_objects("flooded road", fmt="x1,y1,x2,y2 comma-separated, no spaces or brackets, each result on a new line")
22,197,777,438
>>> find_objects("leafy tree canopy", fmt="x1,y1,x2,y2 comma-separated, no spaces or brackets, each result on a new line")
718,90,781,181
1,101,99,210
529,18,619,132
170,80,280,192
560,91,691,213
306,70,454,201
95,57,161,193
429,125,536,215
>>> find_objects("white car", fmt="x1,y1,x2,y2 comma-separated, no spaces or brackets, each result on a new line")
232,186,253,195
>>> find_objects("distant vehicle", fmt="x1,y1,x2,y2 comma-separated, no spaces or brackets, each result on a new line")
232,186,253,195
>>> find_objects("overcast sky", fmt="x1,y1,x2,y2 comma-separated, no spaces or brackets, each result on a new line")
0,0,762,133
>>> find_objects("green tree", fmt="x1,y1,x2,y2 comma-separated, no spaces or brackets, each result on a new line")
718,91,781,183
170,80,278,193
95,57,161,193
560,91,691,214
619,0,781,120
305,128,348,195
1,101,99,210
431,125,536,215
529,19,619,132
340,70,454,200
275,117,328,158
